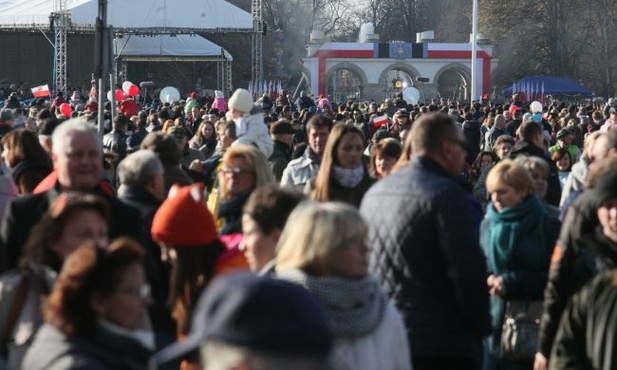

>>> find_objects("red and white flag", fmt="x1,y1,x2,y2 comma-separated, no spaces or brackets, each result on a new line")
373,115,389,128
31,84,50,98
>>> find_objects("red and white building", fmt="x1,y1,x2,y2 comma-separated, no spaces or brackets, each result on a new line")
302,29,499,103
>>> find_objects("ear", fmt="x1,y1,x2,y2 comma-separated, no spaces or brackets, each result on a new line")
90,292,107,316
268,228,282,245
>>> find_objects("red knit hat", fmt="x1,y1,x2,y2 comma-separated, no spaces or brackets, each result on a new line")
151,184,218,246
190,92,198,99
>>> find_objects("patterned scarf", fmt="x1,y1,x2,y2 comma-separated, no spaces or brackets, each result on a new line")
332,164,365,188
277,269,386,338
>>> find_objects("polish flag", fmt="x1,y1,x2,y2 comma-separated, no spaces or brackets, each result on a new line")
373,115,389,128
31,84,50,98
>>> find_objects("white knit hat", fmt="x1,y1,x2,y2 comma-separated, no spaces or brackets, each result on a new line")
228,89,253,113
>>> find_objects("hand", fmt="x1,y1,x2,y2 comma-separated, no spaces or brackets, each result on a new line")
189,159,204,172
534,352,548,370
487,274,506,297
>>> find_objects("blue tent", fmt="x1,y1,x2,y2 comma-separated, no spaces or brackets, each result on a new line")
501,76,593,96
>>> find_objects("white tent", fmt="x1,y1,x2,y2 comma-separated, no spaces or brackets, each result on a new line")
0,0,252,31
115,35,233,61
115,35,234,94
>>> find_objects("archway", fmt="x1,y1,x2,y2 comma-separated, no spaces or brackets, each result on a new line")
325,62,367,102
434,64,471,102
378,63,421,101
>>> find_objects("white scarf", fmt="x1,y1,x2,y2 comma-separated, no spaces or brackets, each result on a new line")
332,164,365,188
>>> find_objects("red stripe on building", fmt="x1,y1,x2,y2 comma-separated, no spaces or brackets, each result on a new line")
314,50,373,94
426,50,490,59
483,57,491,95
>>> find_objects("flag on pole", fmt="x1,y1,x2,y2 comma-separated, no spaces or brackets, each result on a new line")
31,84,50,98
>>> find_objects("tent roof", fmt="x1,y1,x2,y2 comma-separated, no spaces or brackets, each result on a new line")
0,0,252,32
115,35,233,62
502,76,593,96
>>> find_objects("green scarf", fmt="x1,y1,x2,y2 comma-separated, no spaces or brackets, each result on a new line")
481,195,549,275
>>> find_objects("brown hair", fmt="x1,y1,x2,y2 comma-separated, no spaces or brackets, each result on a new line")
312,124,366,202
44,238,143,337
20,192,110,273
1,129,53,192
410,113,460,155
369,138,402,177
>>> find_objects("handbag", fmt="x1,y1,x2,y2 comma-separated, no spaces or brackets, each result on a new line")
500,300,543,362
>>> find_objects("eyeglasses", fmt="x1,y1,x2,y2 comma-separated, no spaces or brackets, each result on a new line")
116,284,151,300
222,166,254,175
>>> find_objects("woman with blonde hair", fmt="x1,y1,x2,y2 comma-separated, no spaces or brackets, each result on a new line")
311,123,374,207
480,159,560,370
276,201,411,370
213,144,275,234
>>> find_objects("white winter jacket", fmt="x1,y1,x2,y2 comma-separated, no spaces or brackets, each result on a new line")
227,108,273,157
330,303,412,370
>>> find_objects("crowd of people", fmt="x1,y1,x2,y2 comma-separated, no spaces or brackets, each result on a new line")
0,85,615,370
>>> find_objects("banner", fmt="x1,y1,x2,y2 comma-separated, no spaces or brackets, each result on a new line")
31,84,50,98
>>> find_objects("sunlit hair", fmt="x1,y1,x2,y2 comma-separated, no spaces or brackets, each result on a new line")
44,238,143,337
219,145,275,199
312,124,366,202
276,201,367,276
486,159,534,196
51,118,100,156
514,155,549,177
551,148,572,171
369,138,402,177
409,113,459,155
20,192,110,273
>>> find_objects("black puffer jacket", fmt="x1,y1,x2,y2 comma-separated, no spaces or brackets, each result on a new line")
550,270,617,370
537,192,614,357
360,156,491,357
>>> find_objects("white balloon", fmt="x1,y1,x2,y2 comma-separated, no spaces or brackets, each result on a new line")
159,86,180,104
530,101,543,113
402,87,420,105
107,90,113,102
122,81,133,94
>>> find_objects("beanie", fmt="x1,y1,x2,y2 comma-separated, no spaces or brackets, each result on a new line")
151,184,218,246
190,92,198,99
228,89,254,113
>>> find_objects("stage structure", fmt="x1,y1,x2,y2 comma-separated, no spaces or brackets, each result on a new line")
0,0,263,97
303,27,499,103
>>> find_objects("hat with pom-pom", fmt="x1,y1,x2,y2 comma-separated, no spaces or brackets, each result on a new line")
151,183,218,246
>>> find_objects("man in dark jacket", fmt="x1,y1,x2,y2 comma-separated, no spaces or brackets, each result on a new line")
462,112,481,165
549,171,617,369
360,113,491,370
117,149,176,350
535,137,617,370
268,120,295,182
0,119,144,273
508,120,562,206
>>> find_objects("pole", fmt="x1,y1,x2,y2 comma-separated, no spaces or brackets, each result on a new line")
95,0,108,137
471,0,479,103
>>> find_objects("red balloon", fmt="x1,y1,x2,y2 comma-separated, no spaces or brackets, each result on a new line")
128,84,140,97
59,103,72,117
115,89,124,101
